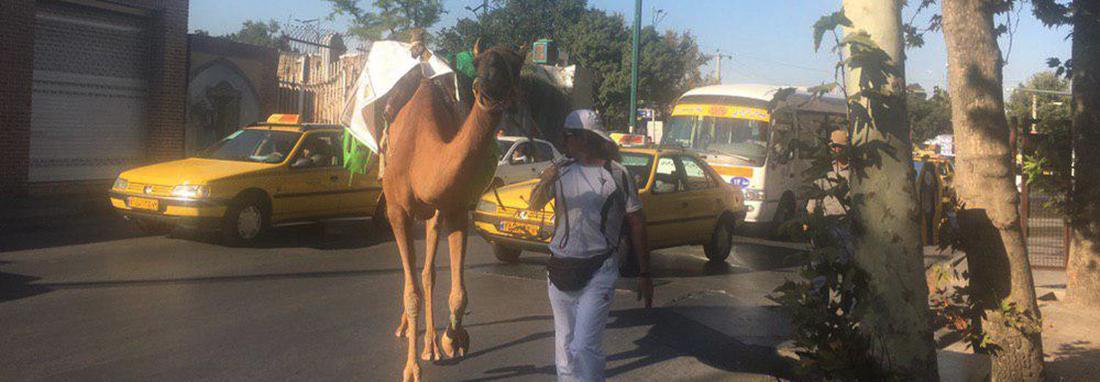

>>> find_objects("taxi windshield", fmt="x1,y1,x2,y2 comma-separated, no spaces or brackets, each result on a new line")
198,129,301,163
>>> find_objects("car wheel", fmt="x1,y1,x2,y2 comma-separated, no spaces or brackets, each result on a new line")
492,244,521,263
222,197,269,246
704,215,735,262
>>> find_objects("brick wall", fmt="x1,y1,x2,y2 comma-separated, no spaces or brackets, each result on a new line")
0,1,36,196
138,0,190,164
0,0,190,197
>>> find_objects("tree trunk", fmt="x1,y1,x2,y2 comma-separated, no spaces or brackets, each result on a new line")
942,0,1045,380
840,1,938,379
1066,0,1100,308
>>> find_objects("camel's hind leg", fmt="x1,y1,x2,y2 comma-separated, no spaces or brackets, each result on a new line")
419,211,443,361
389,210,421,382
440,209,471,359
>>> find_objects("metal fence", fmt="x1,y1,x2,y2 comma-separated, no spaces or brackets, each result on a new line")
1024,190,1069,268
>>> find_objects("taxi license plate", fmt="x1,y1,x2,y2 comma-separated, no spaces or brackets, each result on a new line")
129,197,159,210
500,221,539,237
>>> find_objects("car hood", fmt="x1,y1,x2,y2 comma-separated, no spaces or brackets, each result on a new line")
482,179,555,213
119,158,279,185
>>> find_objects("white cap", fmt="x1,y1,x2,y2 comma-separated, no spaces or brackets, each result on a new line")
563,109,614,144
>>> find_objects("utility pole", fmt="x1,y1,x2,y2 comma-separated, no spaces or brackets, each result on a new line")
1031,93,1038,133
629,0,641,134
713,49,731,83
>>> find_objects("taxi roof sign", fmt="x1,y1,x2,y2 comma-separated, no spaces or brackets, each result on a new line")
266,114,301,124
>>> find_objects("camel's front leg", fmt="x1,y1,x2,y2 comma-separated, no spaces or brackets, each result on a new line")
440,209,470,359
389,211,421,382
420,211,442,361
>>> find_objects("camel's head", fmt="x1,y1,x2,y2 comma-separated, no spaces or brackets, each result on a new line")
472,40,528,111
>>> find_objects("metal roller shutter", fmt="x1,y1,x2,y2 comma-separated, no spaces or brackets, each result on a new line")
29,2,149,182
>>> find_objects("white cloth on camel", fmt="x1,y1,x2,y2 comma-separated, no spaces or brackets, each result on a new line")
345,40,454,153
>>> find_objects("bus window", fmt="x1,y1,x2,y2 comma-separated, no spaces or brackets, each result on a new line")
664,114,768,165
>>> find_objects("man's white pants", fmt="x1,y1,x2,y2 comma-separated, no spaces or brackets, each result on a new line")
548,258,619,382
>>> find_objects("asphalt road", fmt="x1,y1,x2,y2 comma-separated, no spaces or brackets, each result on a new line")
0,214,803,381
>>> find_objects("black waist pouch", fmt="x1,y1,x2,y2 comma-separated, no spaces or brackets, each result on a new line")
547,252,612,292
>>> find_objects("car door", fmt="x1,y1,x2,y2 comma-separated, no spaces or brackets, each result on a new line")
644,154,693,248
675,155,725,243
501,141,538,184
275,131,346,220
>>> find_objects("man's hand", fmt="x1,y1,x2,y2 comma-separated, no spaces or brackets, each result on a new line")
538,163,559,182
636,276,653,309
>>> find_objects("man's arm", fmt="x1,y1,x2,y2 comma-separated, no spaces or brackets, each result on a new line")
527,165,558,211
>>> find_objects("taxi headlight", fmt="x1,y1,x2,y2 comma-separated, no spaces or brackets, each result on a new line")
113,178,128,190
476,199,497,213
743,188,765,201
171,184,210,199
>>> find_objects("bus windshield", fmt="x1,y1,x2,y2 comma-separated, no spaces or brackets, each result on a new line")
663,115,769,165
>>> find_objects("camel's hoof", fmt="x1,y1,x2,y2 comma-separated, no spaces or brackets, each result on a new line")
395,315,409,338
421,334,441,361
440,326,470,359
402,360,421,382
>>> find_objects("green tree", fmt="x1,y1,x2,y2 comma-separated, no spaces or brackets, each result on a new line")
908,84,953,142
435,0,705,130
1007,71,1071,134
327,0,444,41
222,20,289,50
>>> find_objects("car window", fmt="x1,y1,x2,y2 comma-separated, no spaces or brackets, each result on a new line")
291,132,342,169
533,142,555,162
681,156,718,191
652,156,684,194
509,142,534,164
199,129,300,163
620,152,654,189
496,139,513,159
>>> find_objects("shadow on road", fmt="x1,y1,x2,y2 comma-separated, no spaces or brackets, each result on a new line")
459,306,793,381
0,261,51,304
0,214,149,253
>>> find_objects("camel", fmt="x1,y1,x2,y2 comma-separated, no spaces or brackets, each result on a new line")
382,42,527,382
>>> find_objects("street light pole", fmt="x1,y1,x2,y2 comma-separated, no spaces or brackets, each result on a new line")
629,0,641,134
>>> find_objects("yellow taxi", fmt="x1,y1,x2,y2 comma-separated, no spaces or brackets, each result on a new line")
474,146,747,263
109,114,383,245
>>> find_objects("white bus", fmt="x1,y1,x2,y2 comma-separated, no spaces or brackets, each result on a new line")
662,84,847,224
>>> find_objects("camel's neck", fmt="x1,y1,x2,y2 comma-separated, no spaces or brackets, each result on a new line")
435,102,502,179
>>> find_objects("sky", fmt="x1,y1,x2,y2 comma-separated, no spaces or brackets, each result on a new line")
188,0,1072,91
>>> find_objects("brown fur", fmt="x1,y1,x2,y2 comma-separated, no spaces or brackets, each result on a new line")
381,45,525,382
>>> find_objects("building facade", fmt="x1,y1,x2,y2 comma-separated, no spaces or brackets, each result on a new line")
0,0,189,196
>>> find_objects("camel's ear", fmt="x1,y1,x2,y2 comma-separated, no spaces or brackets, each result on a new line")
472,38,482,57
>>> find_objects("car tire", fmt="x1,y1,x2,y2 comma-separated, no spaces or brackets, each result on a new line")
704,215,735,262
492,244,522,263
221,196,269,246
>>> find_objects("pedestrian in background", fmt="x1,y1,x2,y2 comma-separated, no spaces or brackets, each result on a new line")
528,109,653,382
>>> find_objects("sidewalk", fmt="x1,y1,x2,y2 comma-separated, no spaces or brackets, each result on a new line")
0,193,114,232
